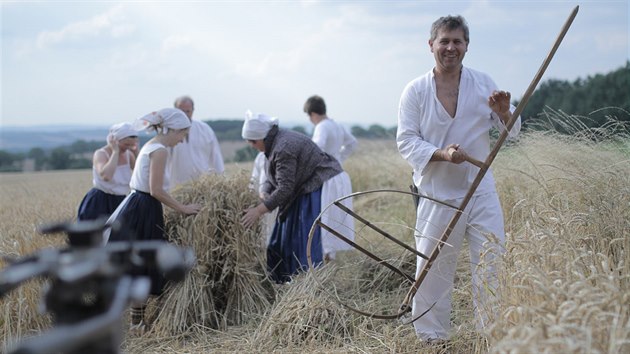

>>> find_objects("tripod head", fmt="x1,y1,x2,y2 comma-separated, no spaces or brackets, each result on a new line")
1,218,194,354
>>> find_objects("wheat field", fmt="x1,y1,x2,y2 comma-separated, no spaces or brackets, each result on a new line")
1,115,629,353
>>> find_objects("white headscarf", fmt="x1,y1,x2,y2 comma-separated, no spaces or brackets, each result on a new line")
134,108,191,133
108,122,138,141
241,110,279,140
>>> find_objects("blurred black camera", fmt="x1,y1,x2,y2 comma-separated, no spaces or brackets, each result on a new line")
0,218,194,354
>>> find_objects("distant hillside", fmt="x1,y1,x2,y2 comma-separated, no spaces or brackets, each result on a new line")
207,119,249,141
0,127,110,153
0,120,307,153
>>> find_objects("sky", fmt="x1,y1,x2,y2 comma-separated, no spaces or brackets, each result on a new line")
1,0,628,130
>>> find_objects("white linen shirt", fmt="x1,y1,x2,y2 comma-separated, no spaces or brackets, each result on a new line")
312,118,357,164
169,119,224,188
397,66,521,201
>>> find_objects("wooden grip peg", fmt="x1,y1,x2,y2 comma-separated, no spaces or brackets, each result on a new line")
447,147,486,169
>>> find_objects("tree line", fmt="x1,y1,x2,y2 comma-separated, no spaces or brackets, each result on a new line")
517,61,629,129
198,120,398,141
1,62,627,172
0,123,399,172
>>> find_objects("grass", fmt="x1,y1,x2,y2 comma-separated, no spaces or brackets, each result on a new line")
1,110,629,353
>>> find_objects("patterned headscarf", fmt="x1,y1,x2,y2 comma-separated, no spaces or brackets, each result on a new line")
241,110,279,140
134,108,191,133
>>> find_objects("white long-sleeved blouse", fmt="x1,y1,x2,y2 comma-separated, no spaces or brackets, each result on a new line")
397,66,521,201
312,118,357,164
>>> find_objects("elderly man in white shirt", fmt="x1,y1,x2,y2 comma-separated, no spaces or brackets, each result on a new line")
396,15,520,343
304,95,357,262
169,95,225,189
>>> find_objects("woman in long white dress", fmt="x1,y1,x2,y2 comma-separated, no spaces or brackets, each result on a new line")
304,95,357,261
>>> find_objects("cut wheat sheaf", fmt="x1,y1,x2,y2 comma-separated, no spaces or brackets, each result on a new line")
150,172,274,336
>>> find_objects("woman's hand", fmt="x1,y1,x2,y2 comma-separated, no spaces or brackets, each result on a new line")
180,203,201,215
241,203,269,228
107,134,120,154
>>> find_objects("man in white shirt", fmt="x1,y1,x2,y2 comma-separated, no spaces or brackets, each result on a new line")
396,15,521,342
169,96,225,189
304,95,357,262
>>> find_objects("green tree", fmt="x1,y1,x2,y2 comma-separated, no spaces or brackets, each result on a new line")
0,150,16,171
351,126,368,138
49,148,71,170
70,139,102,154
207,120,248,141
28,147,47,171
234,146,259,162
351,124,394,139
291,125,308,136
518,61,630,129
70,139,90,154
69,158,92,169
367,124,388,138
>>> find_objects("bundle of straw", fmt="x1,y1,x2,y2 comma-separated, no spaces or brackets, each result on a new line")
151,172,274,336
252,266,354,348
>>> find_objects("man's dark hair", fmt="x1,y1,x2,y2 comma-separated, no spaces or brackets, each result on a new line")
430,15,470,44
303,95,326,115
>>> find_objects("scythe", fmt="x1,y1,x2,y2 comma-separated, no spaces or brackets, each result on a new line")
307,5,580,320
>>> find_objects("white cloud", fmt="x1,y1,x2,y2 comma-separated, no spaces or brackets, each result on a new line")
111,23,136,38
161,35,193,54
2,1,627,128
234,52,273,77
300,0,320,7
109,45,149,70
35,4,131,49
594,32,629,52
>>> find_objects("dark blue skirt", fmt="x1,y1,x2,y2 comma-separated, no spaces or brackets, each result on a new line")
77,188,125,221
267,188,324,283
108,191,166,295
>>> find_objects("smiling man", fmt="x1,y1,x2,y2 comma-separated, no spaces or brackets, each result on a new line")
396,15,521,343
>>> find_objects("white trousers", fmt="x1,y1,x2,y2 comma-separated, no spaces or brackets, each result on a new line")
320,171,355,258
412,192,505,340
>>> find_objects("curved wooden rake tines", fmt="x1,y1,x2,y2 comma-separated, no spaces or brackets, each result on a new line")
306,189,459,319
306,6,579,320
